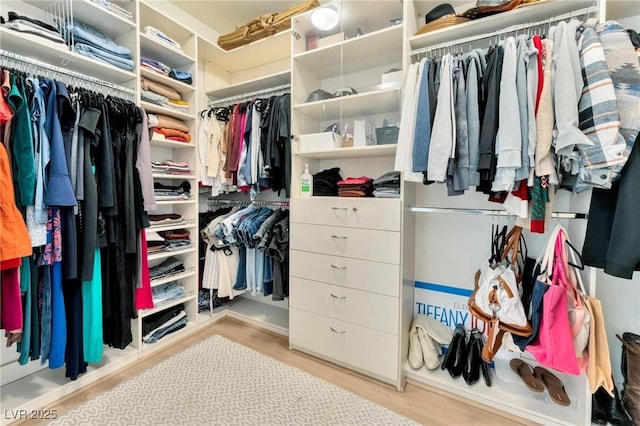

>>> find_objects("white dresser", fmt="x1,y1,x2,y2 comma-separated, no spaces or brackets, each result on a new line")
289,197,405,387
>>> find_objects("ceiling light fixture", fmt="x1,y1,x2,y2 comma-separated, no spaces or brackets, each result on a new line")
310,5,340,31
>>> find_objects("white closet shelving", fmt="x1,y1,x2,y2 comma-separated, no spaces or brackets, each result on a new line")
409,0,599,50
400,1,611,425
288,0,410,392
196,6,294,333
203,29,292,97
137,0,199,356
0,0,138,86
3,0,638,425
295,144,398,160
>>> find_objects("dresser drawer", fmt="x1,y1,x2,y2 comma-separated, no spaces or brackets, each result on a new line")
290,198,401,232
290,277,398,335
290,308,399,382
290,223,400,264
290,251,399,297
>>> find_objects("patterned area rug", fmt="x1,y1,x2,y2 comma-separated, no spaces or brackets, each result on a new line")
49,335,418,425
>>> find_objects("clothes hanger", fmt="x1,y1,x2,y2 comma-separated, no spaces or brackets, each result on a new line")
565,240,584,270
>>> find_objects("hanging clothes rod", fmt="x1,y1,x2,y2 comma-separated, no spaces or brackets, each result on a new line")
0,49,136,97
411,5,598,57
207,198,290,208
408,206,588,219
206,83,291,108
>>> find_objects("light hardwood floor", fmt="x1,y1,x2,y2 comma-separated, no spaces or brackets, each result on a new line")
18,317,536,426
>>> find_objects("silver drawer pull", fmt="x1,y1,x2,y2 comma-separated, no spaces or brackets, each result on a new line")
330,264,347,270
330,293,346,299
331,207,347,210
330,326,346,334
331,235,348,239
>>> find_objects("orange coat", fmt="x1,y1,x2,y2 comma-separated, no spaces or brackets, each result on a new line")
0,142,32,263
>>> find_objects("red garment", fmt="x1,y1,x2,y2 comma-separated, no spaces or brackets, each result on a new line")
1,69,14,144
229,105,245,173
165,136,188,142
532,35,544,114
135,230,154,310
1,266,23,332
337,176,373,185
0,257,21,271
155,127,191,142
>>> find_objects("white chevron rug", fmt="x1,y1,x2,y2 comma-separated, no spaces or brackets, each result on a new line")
49,335,418,425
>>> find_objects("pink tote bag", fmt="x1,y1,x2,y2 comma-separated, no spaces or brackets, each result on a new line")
526,229,581,375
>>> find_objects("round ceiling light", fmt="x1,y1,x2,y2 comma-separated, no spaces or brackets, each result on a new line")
310,6,340,31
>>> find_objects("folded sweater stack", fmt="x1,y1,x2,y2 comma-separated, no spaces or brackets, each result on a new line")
140,57,193,85
2,12,66,49
373,171,401,198
56,19,134,71
141,77,189,113
154,180,191,201
148,113,191,143
151,160,191,175
142,304,188,344
313,168,343,196
147,229,191,253
338,176,374,197
144,25,182,51
90,0,133,22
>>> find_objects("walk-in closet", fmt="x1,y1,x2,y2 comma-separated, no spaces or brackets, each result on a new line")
1,0,639,425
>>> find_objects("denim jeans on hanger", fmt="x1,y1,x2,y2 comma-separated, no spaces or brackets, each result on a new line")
233,247,247,290
263,255,273,296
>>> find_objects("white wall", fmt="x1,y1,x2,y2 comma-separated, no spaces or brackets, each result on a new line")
143,0,220,42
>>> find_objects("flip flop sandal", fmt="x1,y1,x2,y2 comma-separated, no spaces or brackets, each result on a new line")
534,366,571,406
510,359,544,392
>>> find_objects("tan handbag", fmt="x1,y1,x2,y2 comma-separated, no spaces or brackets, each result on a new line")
217,0,320,51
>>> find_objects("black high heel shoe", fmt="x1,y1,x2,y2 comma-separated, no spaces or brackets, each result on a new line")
464,328,492,386
441,324,467,378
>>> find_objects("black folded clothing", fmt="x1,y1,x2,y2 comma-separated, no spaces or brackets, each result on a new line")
313,167,342,197
142,303,184,336
373,171,400,188
8,11,59,33
153,180,191,195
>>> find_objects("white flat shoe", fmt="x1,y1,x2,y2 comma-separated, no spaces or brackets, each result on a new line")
413,314,452,345
408,327,424,369
418,328,442,370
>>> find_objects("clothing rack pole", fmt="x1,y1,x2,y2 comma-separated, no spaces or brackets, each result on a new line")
0,49,136,99
205,83,291,109
408,206,588,219
411,5,599,58
207,198,290,208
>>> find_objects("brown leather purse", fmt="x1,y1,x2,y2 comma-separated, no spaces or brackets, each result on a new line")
468,226,532,362
217,0,320,51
